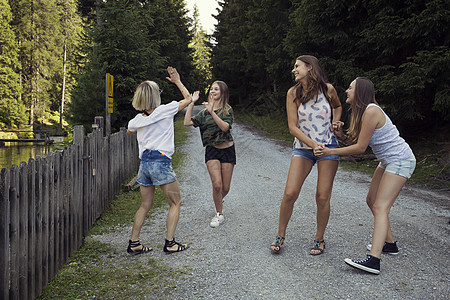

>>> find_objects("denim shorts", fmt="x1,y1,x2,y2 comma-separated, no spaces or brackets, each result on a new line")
292,136,339,165
378,155,416,179
205,144,236,164
137,150,177,186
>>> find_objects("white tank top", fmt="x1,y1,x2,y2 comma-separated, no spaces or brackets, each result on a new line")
294,93,334,149
366,103,414,164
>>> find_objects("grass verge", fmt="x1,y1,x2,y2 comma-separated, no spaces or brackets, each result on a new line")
38,117,189,299
236,110,449,191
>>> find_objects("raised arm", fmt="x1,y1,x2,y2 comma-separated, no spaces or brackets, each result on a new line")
205,94,230,132
165,66,192,111
184,91,200,126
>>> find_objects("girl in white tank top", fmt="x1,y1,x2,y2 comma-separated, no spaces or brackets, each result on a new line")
314,77,415,274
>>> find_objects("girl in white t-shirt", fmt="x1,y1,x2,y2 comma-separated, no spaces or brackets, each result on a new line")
126,66,192,254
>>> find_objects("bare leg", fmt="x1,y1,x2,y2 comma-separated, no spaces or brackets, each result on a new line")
366,167,395,243
160,180,188,251
310,159,338,254
220,162,234,199
130,185,155,250
368,172,407,258
206,160,225,214
277,156,313,237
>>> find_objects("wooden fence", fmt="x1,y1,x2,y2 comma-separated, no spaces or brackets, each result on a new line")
0,125,139,299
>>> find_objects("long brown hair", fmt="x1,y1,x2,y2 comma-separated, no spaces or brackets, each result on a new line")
347,77,377,142
210,80,231,116
294,55,330,105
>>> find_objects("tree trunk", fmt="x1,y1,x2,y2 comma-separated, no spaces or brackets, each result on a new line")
59,44,67,133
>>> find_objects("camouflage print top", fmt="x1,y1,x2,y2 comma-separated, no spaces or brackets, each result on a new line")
191,107,234,147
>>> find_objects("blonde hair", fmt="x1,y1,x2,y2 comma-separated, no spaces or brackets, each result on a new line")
132,81,161,111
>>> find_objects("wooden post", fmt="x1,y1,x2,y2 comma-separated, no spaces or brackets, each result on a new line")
10,165,19,299
105,74,111,136
41,156,49,289
34,157,43,296
27,158,36,298
0,169,9,300
48,153,55,285
73,126,84,147
19,162,29,299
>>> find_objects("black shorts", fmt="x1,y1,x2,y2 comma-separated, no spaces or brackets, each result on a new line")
205,144,236,164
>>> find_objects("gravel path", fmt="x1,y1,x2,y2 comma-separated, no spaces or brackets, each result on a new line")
96,119,449,299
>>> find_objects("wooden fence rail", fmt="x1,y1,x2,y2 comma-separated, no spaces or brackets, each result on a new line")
0,125,139,299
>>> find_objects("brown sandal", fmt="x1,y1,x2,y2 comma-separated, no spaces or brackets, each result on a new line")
270,236,285,254
310,239,325,255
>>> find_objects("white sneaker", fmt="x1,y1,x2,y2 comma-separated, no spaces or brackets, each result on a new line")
210,212,224,228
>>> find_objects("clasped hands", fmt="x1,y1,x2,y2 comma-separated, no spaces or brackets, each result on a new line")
314,121,344,157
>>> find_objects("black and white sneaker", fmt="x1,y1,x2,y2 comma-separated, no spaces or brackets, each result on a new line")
344,255,381,274
367,241,399,255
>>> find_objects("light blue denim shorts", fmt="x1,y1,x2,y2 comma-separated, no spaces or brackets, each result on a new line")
378,155,416,179
137,150,177,186
292,136,339,165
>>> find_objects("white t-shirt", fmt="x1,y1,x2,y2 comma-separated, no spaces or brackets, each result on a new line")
127,101,179,159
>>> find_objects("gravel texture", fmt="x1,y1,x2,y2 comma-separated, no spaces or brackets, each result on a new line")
94,119,449,299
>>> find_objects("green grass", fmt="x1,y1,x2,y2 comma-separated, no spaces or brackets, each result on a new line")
236,110,450,191
38,239,185,299
38,117,189,299
235,110,292,144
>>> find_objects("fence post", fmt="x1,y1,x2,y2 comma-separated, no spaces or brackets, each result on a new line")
48,153,55,283
10,165,19,299
0,168,9,300
19,162,29,299
27,158,36,298
34,157,43,296
41,156,49,289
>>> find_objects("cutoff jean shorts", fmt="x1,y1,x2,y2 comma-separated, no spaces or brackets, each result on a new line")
137,150,177,186
378,155,416,179
292,136,339,165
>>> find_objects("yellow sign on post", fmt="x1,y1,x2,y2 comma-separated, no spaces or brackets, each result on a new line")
108,74,113,113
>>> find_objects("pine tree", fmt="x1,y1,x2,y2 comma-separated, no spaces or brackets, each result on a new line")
241,0,292,112
189,4,212,96
212,0,251,105
0,0,26,128
67,46,105,132
56,0,84,131
10,0,65,128
144,0,195,102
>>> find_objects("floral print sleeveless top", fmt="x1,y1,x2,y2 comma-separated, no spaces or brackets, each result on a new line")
294,93,334,149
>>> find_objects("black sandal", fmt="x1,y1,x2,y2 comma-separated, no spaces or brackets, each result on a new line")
270,235,285,254
163,238,188,253
310,239,325,255
127,240,152,255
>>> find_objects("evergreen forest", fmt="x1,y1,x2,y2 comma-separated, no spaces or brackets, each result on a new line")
0,0,449,136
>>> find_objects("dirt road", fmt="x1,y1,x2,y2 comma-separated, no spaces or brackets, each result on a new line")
125,119,450,299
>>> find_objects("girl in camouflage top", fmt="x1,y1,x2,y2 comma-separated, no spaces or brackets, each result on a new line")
184,81,235,228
